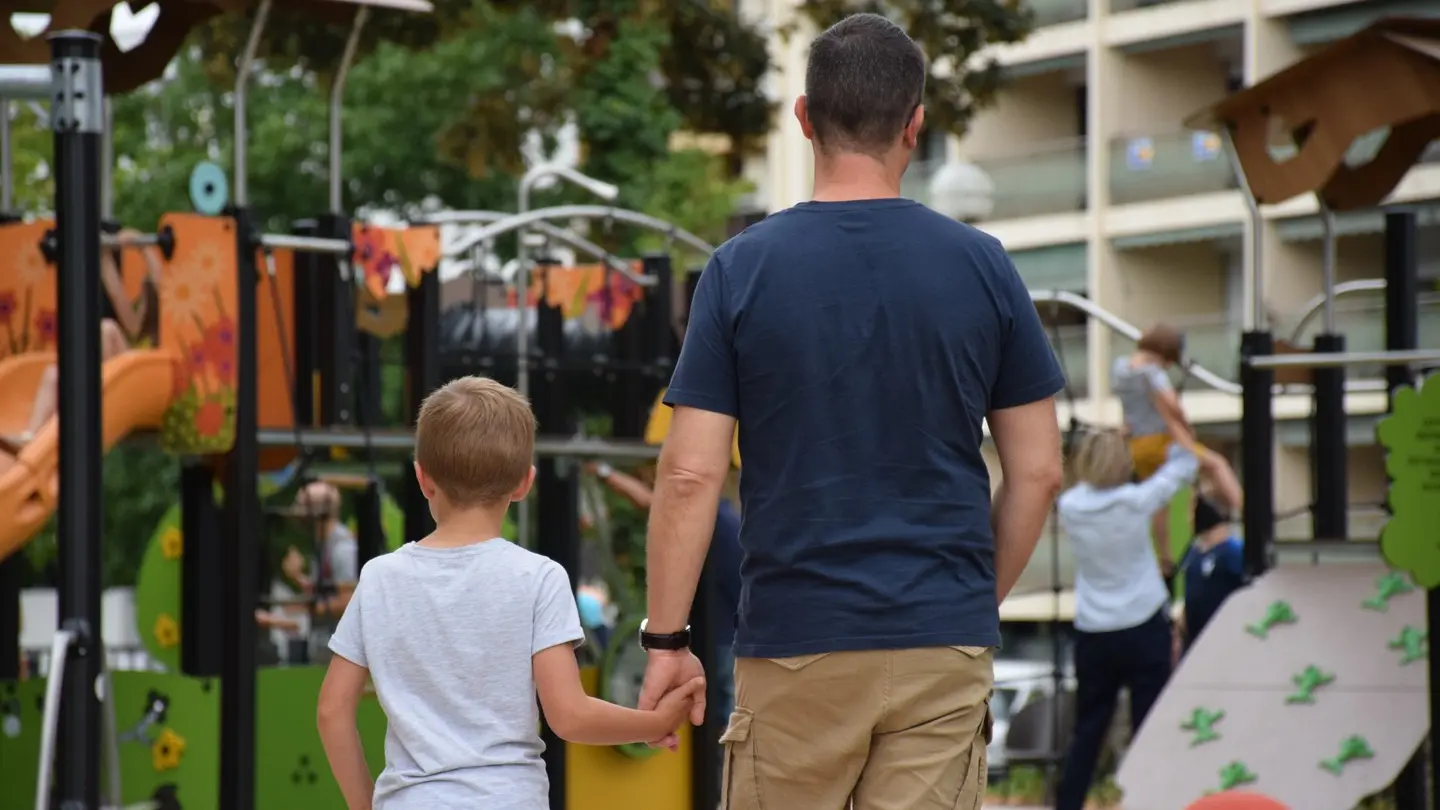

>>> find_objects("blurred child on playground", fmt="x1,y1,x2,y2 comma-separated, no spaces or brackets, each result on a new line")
1175,494,1245,656
1056,429,1198,810
1112,323,1243,574
317,376,701,810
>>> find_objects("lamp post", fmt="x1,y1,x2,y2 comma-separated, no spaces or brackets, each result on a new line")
514,164,619,546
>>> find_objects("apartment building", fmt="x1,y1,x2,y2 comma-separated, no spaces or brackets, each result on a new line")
740,0,1440,550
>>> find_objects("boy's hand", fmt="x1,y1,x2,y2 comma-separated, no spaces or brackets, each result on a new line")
654,676,706,736
638,650,707,750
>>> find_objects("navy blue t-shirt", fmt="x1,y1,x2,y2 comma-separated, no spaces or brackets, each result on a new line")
664,198,1064,658
1181,536,1245,647
708,500,743,647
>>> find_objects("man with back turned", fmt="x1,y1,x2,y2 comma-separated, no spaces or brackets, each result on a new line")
636,13,1067,809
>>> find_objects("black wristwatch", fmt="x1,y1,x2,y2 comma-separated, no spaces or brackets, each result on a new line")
638,619,691,651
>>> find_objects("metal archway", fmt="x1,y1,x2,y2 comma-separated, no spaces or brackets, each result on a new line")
436,205,716,259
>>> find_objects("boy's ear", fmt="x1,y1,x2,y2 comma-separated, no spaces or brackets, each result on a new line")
510,465,537,503
413,461,435,500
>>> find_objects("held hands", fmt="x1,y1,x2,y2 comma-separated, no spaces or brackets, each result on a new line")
637,650,708,751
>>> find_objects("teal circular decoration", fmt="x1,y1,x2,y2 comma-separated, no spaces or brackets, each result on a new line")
189,162,229,215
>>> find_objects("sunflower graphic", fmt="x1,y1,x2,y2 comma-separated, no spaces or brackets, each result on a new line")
159,275,202,335
153,614,179,649
160,527,183,561
152,728,187,772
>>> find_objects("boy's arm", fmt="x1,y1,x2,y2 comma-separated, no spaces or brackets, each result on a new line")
1144,366,1195,448
1129,449,1200,515
534,644,678,745
317,656,374,810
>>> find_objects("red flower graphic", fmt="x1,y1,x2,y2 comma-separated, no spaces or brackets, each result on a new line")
0,290,15,323
189,343,209,370
194,399,226,438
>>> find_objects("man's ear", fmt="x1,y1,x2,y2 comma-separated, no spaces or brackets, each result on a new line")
795,96,815,141
510,465,537,503
902,105,925,150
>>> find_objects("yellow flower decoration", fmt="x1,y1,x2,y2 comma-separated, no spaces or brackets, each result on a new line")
153,614,179,649
160,527,183,561
152,728,187,772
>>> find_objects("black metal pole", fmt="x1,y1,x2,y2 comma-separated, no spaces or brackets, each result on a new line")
1310,332,1347,541
1239,331,1275,577
0,553,18,679
180,463,223,676
220,208,261,810
1383,210,1431,810
403,270,440,543
51,30,105,810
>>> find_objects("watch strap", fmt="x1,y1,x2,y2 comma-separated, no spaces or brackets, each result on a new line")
638,620,691,651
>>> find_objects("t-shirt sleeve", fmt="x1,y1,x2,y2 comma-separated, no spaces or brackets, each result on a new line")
532,561,586,655
988,249,1066,411
663,253,738,418
329,534,360,584
1143,364,1173,393
328,566,369,667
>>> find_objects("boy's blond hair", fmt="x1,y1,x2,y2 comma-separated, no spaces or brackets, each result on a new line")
415,376,536,507
1071,429,1133,490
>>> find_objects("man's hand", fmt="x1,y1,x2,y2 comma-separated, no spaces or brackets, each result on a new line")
636,650,706,751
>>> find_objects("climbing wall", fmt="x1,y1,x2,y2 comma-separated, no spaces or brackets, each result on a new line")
1118,562,1427,810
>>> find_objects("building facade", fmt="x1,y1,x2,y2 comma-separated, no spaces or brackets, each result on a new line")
741,0,1440,548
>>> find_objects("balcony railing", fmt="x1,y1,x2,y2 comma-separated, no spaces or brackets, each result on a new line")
972,138,1089,220
1049,324,1091,397
1028,0,1088,26
1106,316,1240,390
1109,130,1237,206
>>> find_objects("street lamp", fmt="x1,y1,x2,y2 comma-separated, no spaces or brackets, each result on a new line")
927,161,995,223
514,163,620,547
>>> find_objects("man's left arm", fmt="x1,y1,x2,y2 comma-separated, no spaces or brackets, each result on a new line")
645,255,739,635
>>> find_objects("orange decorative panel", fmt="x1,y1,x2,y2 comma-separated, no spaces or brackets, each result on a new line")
0,220,59,363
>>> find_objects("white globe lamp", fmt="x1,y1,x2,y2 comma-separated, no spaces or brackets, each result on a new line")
928,161,995,223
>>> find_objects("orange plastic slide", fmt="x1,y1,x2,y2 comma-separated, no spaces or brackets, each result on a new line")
0,349,180,562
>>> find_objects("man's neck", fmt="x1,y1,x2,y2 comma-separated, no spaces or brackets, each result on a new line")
811,151,904,202
312,518,337,540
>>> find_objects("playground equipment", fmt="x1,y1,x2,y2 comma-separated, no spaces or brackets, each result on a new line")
1107,17,1440,810
0,4,730,810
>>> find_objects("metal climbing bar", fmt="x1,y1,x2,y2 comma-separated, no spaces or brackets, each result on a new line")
254,427,663,459
260,233,352,256
0,65,51,99
1246,348,1440,370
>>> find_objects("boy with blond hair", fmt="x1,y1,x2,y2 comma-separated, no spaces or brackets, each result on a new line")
317,376,702,810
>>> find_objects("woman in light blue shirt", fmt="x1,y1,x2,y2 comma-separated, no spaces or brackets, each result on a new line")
1054,429,1198,810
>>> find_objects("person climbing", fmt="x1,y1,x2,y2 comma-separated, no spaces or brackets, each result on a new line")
282,480,360,665
1055,429,1199,810
0,229,162,455
1112,323,1243,577
1176,494,1244,654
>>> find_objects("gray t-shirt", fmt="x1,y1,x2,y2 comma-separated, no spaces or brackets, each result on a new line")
328,540,583,810
1112,357,1172,437
309,523,360,659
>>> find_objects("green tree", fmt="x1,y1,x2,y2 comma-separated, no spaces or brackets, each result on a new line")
792,1,1033,139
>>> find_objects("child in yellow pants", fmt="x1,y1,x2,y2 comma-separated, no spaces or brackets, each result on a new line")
1113,324,1243,573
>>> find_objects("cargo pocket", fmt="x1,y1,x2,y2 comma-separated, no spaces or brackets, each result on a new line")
720,708,756,810
768,652,831,672
954,701,991,810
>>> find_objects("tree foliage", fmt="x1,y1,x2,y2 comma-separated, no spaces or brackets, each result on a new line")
793,0,1032,139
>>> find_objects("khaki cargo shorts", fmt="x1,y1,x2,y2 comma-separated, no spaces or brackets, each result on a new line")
719,646,994,810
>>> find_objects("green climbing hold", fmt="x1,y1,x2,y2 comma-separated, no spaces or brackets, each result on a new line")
1362,572,1416,612
1320,735,1375,775
1245,600,1298,639
1376,375,1440,588
1286,665,1336,704
1218,761,1258,791
1388,626,1428,665
1180,707,1225,746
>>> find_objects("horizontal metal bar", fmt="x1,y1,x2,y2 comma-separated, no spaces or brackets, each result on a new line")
0,65,51,100
101,233,161,248
1247,348,1440,370
259,233,352,256
256,427,662,459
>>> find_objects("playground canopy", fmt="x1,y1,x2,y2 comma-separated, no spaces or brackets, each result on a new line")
0,0,433,94
1186,16,1440,211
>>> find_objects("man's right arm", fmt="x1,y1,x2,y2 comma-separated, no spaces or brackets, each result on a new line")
985,247,1067,603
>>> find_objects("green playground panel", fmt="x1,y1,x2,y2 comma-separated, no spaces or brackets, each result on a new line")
0,667,387,810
